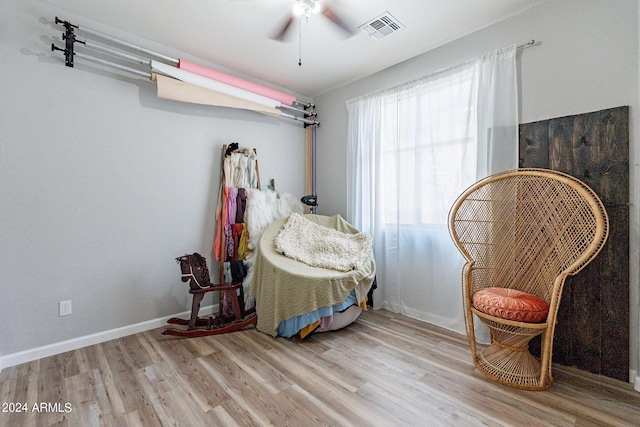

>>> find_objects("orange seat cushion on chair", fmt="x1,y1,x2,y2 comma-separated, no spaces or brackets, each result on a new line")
472,287,549,323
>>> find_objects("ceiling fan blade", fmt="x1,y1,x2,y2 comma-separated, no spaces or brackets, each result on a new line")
319,2,354,37
270,15,295,41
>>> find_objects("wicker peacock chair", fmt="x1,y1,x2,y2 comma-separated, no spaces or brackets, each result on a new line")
448,168,609,390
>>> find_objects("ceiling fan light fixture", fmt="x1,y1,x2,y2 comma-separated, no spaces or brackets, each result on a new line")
293,0,321,20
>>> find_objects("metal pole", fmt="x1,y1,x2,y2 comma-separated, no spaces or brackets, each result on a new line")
84,40,151,66
75,51,152,79
77,25,179,65
280,103,314,117
279,112,319,126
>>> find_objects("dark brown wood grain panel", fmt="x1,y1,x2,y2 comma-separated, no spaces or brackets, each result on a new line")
518,120,549,168
598,107,629,205
549,115,574,173
561,110,601,375
519,106,629,381
600,204,630,380
565,264,601,374
571,110,600,188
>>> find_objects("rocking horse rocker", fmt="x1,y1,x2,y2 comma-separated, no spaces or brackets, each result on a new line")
162,253,257,337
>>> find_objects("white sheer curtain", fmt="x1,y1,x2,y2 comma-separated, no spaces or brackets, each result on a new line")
346,46,518,336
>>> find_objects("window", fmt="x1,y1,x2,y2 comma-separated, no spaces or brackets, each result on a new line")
379,68,477,226
346,45,517,334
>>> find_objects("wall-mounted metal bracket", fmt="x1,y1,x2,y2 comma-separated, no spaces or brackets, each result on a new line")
51,17,84,67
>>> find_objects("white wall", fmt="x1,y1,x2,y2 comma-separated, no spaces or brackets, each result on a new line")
315,0,640,382
0,1,307,364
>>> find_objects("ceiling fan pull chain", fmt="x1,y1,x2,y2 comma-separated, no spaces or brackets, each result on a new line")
298,18,302,67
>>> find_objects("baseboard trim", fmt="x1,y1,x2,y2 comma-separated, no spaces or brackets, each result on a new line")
0,305,217,373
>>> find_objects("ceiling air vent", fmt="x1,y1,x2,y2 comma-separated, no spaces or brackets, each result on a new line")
360,12,404,40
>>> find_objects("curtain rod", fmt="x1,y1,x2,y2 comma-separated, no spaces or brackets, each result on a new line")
517,40,535,49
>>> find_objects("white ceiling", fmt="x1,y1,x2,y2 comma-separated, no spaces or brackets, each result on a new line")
44,0,546,98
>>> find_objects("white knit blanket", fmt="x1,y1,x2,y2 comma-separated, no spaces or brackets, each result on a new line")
275,213,373,272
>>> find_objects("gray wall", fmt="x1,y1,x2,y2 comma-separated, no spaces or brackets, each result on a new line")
0,1,307,358
314,0,640,381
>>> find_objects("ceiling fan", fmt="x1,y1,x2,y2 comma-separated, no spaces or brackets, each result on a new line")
270,0,354,41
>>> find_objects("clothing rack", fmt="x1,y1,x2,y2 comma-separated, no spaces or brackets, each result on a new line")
50,17,319,126
215,144,260,283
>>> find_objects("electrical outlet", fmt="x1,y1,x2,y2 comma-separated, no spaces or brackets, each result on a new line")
59,300,72,316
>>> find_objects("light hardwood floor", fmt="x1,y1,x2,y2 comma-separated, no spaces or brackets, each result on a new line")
1,309,639,426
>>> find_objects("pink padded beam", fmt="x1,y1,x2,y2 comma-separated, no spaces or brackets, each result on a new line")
178,59,297,106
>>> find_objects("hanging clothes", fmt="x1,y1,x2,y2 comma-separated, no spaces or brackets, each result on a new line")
247,152,258,188
232,223,243,261
226,187,238,226
223,155,234,189
236,188,247,223
237,223,249,260
214,184,228,261
231,152,244,188
224,224,234,262
223,261,232,283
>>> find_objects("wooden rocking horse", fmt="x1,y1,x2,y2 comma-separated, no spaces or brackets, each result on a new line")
162,253,257,337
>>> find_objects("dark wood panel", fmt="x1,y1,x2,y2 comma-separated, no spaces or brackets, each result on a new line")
519,106,629,382
549,115,574,173
594,107,630,381
518,120,549,168
565,264,601,374
571,110,601,189
555,110,602,373
598,107,629,205
600,205,630,380
560,109,601,375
